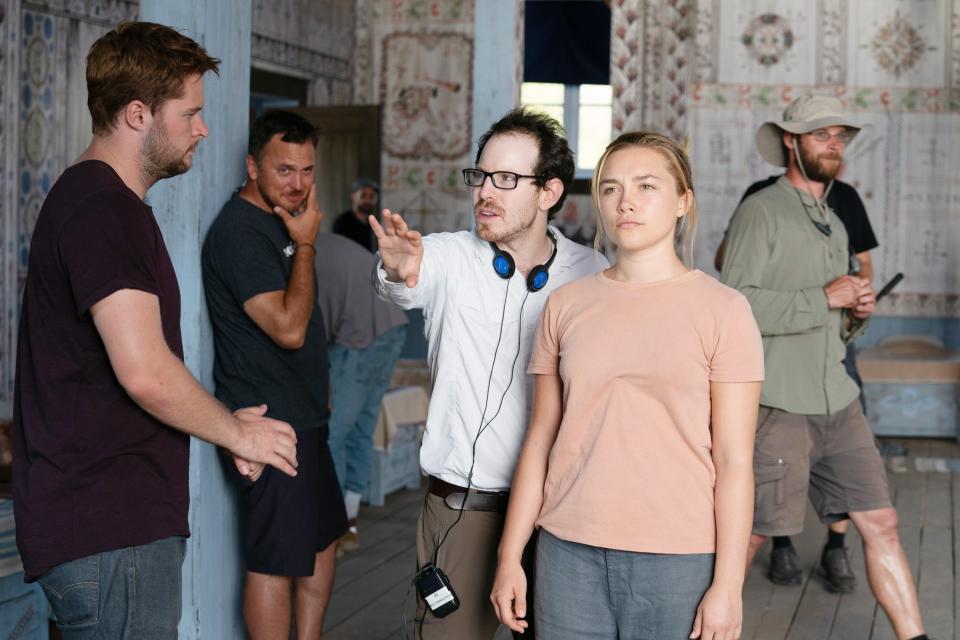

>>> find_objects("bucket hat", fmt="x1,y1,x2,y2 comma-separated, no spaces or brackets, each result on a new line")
757,93,869,166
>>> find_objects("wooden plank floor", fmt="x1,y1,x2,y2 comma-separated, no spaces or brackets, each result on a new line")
323,438,960,640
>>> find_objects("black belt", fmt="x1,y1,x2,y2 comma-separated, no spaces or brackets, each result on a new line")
427,476,510,514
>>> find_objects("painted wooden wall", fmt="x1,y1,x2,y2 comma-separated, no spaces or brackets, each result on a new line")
473,0,523,160
137,1,253,636
607,0,960,350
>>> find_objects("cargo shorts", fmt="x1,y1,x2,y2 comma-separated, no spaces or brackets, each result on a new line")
752,400,892,537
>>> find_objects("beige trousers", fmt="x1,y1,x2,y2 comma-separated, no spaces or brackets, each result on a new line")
414,493,535,639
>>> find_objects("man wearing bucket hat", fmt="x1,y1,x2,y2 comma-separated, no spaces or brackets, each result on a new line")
721,93,929,640
715,139,880,593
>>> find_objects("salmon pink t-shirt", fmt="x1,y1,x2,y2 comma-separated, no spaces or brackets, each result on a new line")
528,269,764,554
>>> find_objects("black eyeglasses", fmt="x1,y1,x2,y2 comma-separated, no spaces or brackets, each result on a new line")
462,168,543,190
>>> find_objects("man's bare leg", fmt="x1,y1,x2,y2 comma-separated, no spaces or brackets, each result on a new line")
829,520,849,534
849,508,925,640
745,533,768,580
245,571,293,639
295,544,338,638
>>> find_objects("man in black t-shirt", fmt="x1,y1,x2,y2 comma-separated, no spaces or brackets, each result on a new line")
332,178,379,251
14,23,298,639
202,111,347,638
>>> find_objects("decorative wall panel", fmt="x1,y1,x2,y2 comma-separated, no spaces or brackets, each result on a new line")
0,0,20,416
716,1,818,86
0,3,142,413
613,0,960,318
379,32,472,160
356,0,476,233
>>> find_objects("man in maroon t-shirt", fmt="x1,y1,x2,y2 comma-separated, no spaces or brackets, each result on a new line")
13,22,299,639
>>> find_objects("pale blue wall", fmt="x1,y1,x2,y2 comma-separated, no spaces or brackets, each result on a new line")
472,0,520,160
138,2,251,637
861,316,960,350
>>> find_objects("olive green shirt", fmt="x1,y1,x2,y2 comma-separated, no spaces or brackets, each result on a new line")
720,176,863,415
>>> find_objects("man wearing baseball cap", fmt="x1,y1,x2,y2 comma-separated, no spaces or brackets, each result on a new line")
721,93,929,640
333,178,379,252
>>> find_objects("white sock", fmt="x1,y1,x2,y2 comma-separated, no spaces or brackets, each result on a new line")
344,490,362,521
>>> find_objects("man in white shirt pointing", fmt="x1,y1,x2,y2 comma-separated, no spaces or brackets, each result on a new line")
373,108,606,639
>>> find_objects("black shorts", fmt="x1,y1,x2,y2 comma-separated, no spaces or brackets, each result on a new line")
227,428,348,576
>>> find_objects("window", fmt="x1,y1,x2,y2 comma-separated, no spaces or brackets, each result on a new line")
249,68,307,119
520,82,565,128
521,82,612,179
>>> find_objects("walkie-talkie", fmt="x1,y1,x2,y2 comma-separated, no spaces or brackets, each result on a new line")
414,563,460,618
876,272,904,303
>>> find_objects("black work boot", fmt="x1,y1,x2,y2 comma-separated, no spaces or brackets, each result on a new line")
769,546,803,585
819,546,856,593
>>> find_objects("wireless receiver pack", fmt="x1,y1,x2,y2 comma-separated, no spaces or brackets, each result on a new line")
415,563,460,618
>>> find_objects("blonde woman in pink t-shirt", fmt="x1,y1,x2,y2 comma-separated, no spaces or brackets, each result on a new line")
491,132,764,639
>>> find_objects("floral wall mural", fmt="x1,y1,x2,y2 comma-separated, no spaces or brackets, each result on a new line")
611,0,959,318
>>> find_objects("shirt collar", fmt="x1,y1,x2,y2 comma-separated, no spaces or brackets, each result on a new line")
775,174,825,207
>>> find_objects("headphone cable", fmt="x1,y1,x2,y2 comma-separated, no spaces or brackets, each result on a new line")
406,270,536,637
432,282,524,563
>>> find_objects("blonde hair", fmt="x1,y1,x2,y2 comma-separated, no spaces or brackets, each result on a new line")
591,131,697,266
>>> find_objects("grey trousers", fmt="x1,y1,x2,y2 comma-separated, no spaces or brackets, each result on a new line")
534,529,714,640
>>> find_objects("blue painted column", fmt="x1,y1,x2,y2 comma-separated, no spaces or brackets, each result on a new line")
137,2,251,638
472,0,522,157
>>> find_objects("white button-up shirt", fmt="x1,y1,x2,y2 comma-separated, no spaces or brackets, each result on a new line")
375,227,607,490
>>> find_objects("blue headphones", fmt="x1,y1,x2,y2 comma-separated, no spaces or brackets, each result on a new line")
489,229,558,292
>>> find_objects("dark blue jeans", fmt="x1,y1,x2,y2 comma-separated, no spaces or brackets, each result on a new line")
37,536,186,639
328,325,407,494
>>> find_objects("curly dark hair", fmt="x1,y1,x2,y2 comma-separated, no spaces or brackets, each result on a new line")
248,111,319,162
475,107,575,220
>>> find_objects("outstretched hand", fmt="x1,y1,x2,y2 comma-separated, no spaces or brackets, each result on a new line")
369,209,423,287
273,184,323,246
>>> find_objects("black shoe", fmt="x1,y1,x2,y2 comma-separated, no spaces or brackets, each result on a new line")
769,546,803,585
819,547,856,593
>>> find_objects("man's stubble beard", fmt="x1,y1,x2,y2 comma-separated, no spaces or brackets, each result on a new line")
256,180,280,213
142,118,192,183
256,180,307,214
254,176,310,215
475,202,539,244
